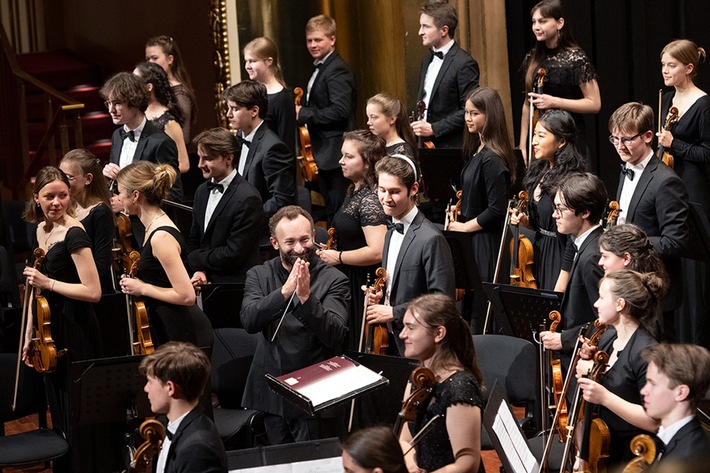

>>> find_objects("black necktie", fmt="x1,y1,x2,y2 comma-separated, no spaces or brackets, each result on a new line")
388,222,404,234
433,51,444,59
120,129,135,142
620,164,635,181
237,135,251,148
207,181,224,193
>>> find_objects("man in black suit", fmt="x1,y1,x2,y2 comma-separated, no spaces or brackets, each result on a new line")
540,173,606,363
188,128,263,286
241,206,349,444
139,342,227,473
224,80,295,222
296,14,356,221
101,72,182,205
366,155,455,356
609,102,689,340
641,343,710,465
411,3,479,148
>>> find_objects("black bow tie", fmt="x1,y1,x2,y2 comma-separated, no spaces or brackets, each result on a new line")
620,165,635,181
388,221,405,234
120,129,135,142
165,429,174,441
237,135,251,148
207,181,224,193
433,51,444,59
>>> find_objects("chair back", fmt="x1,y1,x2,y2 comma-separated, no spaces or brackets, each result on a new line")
473,334,537,406
211,328,259,409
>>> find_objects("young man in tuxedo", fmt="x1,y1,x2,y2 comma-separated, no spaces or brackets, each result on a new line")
296,14,356,221
641,343,710,465
609,102,689,340
140,342,227,473
366,155,455,356
224,80,295,222
188,128,263,286
411,2,479,148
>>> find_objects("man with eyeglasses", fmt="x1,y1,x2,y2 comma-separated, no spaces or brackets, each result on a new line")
608,102,689,341
100,72,182,212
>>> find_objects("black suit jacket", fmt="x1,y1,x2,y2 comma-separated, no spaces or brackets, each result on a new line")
188,173,263,284
660,417,710,464
560,226,604,354
164,405,227,473
109,119,183,202
616,156,689,309
298,51,356,170
241,123,295,219
417,42,479,148
383,210,456,354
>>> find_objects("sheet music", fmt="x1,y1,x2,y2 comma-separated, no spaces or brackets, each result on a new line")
491,403,539,473
230,456,342,473
294,363,384,408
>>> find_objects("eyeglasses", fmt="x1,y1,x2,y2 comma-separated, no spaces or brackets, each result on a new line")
553,204,572,216
104,100,125,110
608,132,642,146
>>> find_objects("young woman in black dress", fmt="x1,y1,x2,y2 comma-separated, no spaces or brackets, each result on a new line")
398,294,484,473
366,92,418,159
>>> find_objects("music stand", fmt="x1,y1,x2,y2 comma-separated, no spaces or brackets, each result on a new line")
226,437,341,470
686,202,710,262
417,148,463,204
200,283,245,329
482,283,563,344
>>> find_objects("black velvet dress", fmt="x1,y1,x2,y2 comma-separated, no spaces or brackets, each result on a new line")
409,370,485,473
662,92,710,348
266,87,297,156
330,185,387,351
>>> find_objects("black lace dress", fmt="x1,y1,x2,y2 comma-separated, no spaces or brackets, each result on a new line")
386,141,416,159
409,370,485,473
138,226,204,345
331,185,387,351
149,110,177,133
522,47,598,155
172,84,193,143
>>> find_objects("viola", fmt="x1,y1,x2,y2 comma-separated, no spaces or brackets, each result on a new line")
361,267,389,355
528,68,547,163
415,101,435,149
657,106,679,169
509,191,537,289
393,367,437,437
294,87,319,182
622,434,658,473
128,418,165,473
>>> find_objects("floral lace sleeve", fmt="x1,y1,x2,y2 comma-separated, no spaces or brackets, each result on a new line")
358,187,388,227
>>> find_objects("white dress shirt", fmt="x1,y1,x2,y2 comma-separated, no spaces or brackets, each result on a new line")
422,40,455,120
204,168,237,231
617,151,654,225
384,206,418,305
118,117,147,169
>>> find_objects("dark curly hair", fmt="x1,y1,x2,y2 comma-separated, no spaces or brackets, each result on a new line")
134,61,184,126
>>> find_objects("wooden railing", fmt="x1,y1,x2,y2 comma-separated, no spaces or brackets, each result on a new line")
0,26,84,199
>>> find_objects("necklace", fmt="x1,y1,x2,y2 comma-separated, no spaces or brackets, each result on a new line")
144,212,166,234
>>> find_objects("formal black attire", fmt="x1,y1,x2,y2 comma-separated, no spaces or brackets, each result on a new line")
417,42,479,148
383,210,455,355
298,51,356,220
240,123,296,221
409,371,485,473
139,226,204,345
163,405,228,473
79,202,114,294
330,185,388,351
172,84,193,143
659,417,710,464
266,87,297,156
109,119,183,203
188,173,263,284
521,46,598,157
241,254,349,444
661,93,710,347
594,327,657,466
386,141,416,159
149,110,178,132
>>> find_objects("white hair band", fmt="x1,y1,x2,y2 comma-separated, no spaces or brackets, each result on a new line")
389,153,418,181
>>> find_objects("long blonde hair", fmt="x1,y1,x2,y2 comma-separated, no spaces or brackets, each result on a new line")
243,36,286,87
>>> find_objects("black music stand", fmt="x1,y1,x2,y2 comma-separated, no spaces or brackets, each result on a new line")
482,283,563,344
226,437,341,470
418,148,463,224
686,202,710,262
443,230,484,325
200,283,245,329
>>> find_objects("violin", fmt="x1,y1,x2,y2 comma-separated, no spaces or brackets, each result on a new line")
326,227,337,250
444,190,463,231
547,311,569,441
115,214,154,355
528,68,547,163
604,201,620,229
361,267,389,355
128,418,165,473
415,101,435,149
393,367,437,437
657,105,679,169
574,350,611,473
509,191,537,289
294,87,319,182
622,434,658,473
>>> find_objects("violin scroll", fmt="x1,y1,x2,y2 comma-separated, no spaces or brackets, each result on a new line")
623,434,657,473
129,419,165,473
393,367,436,436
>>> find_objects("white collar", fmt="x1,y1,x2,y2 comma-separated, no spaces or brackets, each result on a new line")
657,415,694,445
573,224,600,250
433,39,455,57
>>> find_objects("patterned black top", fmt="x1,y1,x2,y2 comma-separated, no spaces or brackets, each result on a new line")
409,370,485,472
148,110,177,133
387,141,416,159
331,185,387,251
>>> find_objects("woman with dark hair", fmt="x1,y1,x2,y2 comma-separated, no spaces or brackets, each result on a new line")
598,224,668,278
448,86,515,284
133,61,189,174
398,294,484,473
145,35,196,143
511,109,585,290
342,426,407,473
59,149,114,293
576,270,666,467
317,130,388,350
366,92,418,159
243,36,296,155
519,0,601,164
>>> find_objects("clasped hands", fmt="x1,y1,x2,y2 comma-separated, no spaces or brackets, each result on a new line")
282,258,311,304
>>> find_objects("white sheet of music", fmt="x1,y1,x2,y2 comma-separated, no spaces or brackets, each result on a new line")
292,362,384,408
230,456,342,473
492,402,539,473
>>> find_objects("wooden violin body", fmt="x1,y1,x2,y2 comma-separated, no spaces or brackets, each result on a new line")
547,311,569,441
129,418,165,473
658,105,679,169
574,349,611,473
509,191,537,288
393,367,436,436
364,268,389,355
294,87,319,182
